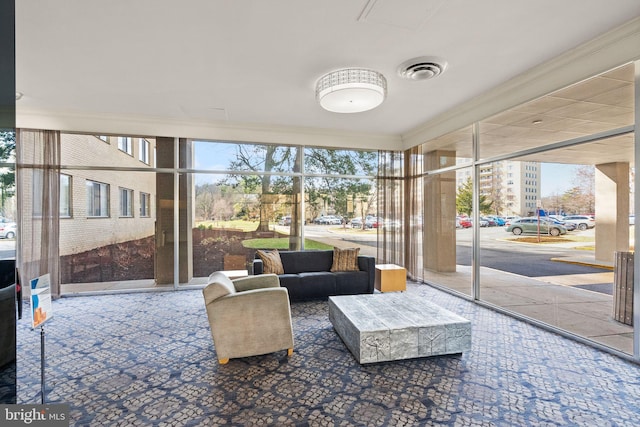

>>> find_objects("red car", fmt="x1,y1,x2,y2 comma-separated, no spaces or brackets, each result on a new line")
457,217,472,228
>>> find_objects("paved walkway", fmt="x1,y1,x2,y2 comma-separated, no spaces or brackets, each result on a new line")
423,256,632,355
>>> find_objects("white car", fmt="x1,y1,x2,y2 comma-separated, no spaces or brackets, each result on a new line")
0,222,16,239
562,215,595,231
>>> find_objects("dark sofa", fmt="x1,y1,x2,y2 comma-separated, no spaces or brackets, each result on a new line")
253,250,375,301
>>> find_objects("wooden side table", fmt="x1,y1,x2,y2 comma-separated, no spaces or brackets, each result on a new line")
374,264,406,292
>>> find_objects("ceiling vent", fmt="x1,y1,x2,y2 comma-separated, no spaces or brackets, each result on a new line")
397,56,448,81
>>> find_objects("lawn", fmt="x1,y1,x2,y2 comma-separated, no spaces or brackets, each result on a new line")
196,220,260,232
242,238,333,250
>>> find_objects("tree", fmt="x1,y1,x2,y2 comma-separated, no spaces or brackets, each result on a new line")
456,177,492,216
303,149,377,220
0,132,15,217
227,145,377,242
228,144,298,232
195,182,236,221
572,165,595,214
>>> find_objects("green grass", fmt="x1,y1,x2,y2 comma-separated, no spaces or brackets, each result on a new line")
196,220,259,232
242,238,333,250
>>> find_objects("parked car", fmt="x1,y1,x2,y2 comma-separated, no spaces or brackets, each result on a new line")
314,215,342,225
546,217,576,231
278,216,291,226
506,217,567,236
503,216,520,226
382,219,402,230
365,216,382,228
457,217,472,228
487,216,506,226
562,215,596,231
630,215,635,226
350,217,363,228
481,217,497,227
0,222,16,239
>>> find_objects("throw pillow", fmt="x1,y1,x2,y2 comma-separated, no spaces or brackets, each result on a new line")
256,249,285,275
330,247,360,272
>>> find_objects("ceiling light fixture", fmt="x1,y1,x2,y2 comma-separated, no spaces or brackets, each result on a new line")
316,68,387,113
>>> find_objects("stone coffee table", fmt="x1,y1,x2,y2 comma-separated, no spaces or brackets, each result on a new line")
328,293,471,364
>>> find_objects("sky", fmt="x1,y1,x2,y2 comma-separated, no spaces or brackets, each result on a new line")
540,163,580,197
193,141,583,198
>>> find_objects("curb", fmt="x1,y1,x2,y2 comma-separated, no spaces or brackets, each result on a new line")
550,257,614,270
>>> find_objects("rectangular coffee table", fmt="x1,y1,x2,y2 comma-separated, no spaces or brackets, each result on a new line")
328,293,471,364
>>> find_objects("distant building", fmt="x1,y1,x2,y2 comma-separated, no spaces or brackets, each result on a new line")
456,160,541,217
59,134,156,256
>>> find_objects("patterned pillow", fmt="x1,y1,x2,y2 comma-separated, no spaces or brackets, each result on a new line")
330,247,360,272
256,249,285,275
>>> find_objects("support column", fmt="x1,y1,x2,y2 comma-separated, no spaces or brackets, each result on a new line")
424,151,456,272
155,137,193,284
595,162,629,263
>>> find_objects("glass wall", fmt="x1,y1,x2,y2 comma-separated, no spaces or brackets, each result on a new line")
406,127,473,297
55,137,378,292
58,133,160,293
188,142,378,278
411,62,636,357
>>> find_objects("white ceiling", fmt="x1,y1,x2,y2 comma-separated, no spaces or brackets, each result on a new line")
15,0,640,145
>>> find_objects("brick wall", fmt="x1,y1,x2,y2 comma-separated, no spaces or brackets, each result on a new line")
59,134,156,255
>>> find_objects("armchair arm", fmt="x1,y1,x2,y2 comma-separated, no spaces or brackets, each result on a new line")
233,273,280,292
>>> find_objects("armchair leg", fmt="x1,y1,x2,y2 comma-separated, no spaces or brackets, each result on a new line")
287,348,294,357
218,358,229,364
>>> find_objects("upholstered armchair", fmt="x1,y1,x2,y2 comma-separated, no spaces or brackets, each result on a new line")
203,272,294,364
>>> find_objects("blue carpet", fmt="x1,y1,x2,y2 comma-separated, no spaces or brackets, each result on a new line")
16,283,640,426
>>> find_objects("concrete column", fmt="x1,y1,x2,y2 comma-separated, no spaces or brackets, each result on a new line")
595,162,629,262
155,137,193,284
424,151,457,272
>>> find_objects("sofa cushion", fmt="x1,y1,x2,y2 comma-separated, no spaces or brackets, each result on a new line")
335,271,370,295
279,250,333,274
277,274,301,294
330,247,360,272
256,249,285,275
296,272,337,299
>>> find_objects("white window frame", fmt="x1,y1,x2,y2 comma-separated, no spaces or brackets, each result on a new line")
86,180,109,218
139,138,150,164
119,187,134,218
140,192,151,217
60,173,72,218
117,137,133,155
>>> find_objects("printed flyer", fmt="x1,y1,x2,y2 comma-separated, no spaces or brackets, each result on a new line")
30,273,52,329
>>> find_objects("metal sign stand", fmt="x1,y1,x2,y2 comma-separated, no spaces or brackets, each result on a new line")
40,324,46,404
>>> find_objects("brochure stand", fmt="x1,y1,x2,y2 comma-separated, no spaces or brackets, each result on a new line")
30,274,52,404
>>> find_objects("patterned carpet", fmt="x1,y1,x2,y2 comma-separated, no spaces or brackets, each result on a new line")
16,283,640,426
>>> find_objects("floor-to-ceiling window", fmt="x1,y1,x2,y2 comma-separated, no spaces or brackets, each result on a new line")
406,127,474,297
55,138,378,292
58,134,158,293
412,62,637,357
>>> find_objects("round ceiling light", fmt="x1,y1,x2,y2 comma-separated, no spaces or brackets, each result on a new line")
397,56,448,81
316,68,387,113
